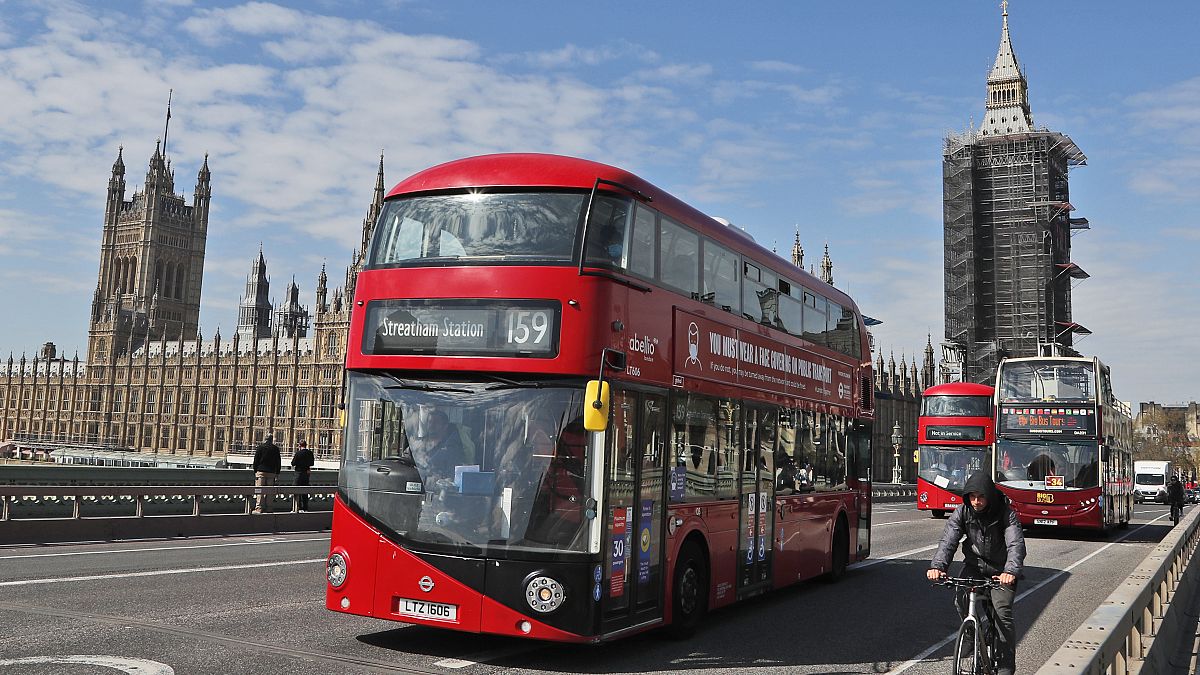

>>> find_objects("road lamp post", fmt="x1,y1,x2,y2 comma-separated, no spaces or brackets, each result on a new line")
891,420,903,484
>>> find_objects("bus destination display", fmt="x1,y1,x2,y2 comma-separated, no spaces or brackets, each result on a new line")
999,406,1095,436
925,425,986,442
363,299,559,357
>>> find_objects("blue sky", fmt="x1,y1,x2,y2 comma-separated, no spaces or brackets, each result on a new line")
0,1,1197,410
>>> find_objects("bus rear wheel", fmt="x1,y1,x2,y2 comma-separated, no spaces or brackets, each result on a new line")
667,542,708,639
931,509,946,519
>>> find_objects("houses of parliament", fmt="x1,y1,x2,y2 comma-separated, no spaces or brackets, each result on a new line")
0,139,388,466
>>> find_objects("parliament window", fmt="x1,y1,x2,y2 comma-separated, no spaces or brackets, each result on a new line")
320,390,335,418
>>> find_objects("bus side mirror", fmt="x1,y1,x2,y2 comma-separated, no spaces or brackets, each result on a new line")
584,380,610,432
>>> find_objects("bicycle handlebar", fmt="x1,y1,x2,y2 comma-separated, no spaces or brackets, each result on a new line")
933,576,1004,590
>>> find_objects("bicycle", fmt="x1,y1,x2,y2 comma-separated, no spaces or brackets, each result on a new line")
1170,501,1183,526
935,577,1004,675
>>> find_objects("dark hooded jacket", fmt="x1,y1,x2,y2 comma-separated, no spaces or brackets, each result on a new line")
931,473,1026,578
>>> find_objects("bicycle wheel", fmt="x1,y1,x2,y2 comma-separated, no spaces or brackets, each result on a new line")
954,622,977,675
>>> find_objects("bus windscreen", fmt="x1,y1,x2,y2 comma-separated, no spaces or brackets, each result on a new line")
340,373,593,556
995,438,1100,488
367,192,629,267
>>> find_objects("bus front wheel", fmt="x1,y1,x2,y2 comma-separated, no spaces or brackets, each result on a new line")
931,509,946,519
823,518,850,582
667,542,708,639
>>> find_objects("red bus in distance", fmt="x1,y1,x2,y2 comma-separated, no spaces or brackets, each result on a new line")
993,356,1133,530
916,382,994,518
325,153,875,642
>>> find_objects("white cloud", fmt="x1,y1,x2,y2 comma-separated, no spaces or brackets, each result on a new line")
1126,157,1200,202
512,41,658,69
748,60,808,75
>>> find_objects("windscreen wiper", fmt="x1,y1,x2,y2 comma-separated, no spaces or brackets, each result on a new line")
376,372,470,393
383,380,474,393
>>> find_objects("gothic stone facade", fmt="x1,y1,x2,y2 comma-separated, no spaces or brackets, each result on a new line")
0,145,386,462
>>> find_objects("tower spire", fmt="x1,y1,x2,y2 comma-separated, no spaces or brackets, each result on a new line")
360,152,386,258
791,228,804,268
980,0,1033,136
162,90,173,158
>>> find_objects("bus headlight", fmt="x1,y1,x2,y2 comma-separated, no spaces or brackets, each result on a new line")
327,552,348,588
525,575,565,613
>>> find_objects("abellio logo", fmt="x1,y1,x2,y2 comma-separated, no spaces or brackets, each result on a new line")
628,334,658,357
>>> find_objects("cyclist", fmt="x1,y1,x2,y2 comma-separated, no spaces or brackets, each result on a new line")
927,472,1026,675
1167,474,1186,524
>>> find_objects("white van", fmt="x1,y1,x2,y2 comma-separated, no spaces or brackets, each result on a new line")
1134,460,1173,504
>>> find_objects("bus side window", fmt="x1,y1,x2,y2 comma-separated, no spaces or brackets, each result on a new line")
584,196,631,268
802,292,828,348
718,400,740,499
671,394,722,501
628,204,657,279
659,217,698,296
701,240,740,314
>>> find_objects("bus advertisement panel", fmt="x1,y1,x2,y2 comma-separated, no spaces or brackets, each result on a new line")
916,382,994,518
325,154,875,642
993,357,1133,530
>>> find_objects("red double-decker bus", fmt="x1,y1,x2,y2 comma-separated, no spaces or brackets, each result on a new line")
916,382,994,518
993,356,1133,530
325,153,875,642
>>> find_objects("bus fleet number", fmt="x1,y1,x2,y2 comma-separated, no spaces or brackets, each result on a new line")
506,311,549,346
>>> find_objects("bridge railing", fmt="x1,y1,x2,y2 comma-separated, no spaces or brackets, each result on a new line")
1037,506,1200,675
0,485,337,545
0,485,336,520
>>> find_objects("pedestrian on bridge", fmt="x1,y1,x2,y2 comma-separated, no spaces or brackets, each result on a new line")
252,434,282,514
927,472,1026,675
291,439,315,511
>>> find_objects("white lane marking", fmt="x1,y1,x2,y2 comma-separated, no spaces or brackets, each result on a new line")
434,658,477,669
850,544,938,571
885,514,1170,674
0,536,329,561
872,520,922,527
0,655,174,674
0,558,325,587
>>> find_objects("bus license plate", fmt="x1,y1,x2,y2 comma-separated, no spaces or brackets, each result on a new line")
396,597,458,622
1034,518,1058,526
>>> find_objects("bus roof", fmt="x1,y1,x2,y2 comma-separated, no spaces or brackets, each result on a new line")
386,153,859,313
922,382,994,397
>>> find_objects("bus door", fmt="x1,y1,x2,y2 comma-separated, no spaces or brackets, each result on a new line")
601,390,666,633
737,406,776,597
